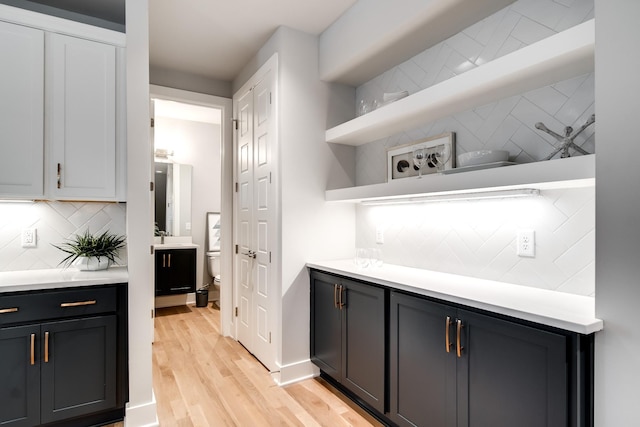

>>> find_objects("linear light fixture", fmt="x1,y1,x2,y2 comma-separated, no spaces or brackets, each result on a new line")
360,188,540,206
0,199,35,203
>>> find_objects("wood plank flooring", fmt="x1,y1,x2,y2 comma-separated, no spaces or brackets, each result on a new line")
109,303,382,426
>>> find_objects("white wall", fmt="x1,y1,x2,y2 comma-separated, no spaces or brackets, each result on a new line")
233,26,356,383
594,0,640,425
124,0,157,425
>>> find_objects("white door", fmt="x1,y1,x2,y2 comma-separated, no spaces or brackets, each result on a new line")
234,61,277,371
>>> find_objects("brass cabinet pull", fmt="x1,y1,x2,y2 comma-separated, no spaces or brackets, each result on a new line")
30,333,35,365
60,300,96,307
338,285,345,310
456,319,464,358
0,307,18,314
44,331,49,363
333,284,339,308
445,316,453,353
162,254,166,267
168,253,171,267
57,163,62,188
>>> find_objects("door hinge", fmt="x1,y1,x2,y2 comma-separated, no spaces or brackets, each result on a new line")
151,309,154,318
269,332,272,344
269,92,272,105
235,307,238,317
269,251,272,263
232,118,238,130
150,181,154,191
269,172,272,184
150,118,155,127
150,245,154,255
235,182,239,192
235,244,239,254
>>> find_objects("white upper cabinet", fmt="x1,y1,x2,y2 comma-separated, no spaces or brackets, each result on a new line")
46,33,117,200
0,20,44,198
0,5,125,201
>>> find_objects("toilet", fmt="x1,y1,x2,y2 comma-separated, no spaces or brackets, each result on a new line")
206,251,221,289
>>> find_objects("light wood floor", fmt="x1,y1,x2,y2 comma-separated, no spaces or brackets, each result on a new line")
109,303,382,426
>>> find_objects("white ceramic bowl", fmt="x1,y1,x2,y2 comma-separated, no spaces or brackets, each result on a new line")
457,150,509,167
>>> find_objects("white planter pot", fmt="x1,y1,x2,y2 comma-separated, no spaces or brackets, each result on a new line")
72,256,111,271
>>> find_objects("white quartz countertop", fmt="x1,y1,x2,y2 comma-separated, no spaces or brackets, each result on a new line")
0,267,128,293
307,259,602,335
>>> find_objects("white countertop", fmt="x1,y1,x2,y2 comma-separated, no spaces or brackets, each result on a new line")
307,259,602,335
153,243,199,249
0,266,128,293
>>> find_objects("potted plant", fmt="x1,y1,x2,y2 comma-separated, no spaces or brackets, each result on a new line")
53,230,126,271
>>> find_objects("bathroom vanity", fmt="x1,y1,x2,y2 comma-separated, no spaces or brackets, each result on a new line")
154,244,197,296
308,260,601,427
0,268,128,427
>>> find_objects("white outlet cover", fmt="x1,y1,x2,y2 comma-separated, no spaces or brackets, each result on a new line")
375,226,384,244
22,228,37,248
517,229,535,257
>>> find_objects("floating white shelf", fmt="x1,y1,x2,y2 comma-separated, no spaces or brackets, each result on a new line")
325,155,595,203
326,20,595,146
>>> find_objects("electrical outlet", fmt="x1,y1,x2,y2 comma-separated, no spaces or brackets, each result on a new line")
375,226,384,244
517,229,535,257
22,228,37,248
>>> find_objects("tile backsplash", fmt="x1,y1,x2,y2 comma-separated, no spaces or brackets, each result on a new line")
0,201,127,271
352,0,595,296
356,187,594,296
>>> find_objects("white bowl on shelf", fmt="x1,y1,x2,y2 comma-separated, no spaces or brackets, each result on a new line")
457,150,509,167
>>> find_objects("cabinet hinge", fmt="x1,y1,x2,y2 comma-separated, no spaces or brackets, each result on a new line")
232,118,238,130
235,307,238,317
150,181,154,191
150,118,155,127
235,244,239,254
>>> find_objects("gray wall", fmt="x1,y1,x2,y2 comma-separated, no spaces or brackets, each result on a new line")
594,0,640,424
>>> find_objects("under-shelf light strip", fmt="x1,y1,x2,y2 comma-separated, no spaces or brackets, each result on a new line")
360,188,540,206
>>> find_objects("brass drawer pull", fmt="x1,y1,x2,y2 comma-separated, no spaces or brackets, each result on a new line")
445,316,452,353
60,300,97,307
44,331,49,363
0,307,18,314
334,284,339,308
57,163,62,189
30,333,35,365
456,319,464,358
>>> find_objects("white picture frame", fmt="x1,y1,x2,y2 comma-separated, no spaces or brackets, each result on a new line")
386,132,456,181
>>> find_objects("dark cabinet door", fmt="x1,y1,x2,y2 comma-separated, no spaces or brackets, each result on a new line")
310,271,386,414
40,315,117,424
310,271,342,379
390,292,456,427
342,279,386,413
0,324,41,427
457,309,568,427
155,248,196,296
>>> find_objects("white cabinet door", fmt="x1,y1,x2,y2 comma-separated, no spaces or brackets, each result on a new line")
47,33,117,199
0,21,44,198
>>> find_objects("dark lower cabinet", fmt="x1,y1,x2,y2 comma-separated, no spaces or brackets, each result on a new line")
310,269,593,427
310,270,386,414
155,248,196,296
390,291,569,427
0,284,127,427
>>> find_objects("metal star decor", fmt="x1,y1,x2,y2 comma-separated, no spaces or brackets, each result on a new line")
535,114,595,160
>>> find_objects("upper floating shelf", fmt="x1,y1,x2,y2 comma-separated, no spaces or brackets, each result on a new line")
326,20,595,146
325,155,595,203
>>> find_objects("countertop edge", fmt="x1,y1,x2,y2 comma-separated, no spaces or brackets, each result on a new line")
0,266,129,293
307,260,603,335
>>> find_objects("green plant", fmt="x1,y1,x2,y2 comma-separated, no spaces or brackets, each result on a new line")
53,230,126,268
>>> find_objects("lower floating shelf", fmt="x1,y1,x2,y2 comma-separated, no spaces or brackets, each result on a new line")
325,155,595,203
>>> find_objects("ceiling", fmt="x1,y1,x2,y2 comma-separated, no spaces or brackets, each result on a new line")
149,0,357,83
4,0,357,84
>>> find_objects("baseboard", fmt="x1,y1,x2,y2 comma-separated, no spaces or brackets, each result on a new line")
124,394,159,427
272,358,320,386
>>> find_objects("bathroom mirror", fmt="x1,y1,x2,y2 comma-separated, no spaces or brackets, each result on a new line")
154,162,192,236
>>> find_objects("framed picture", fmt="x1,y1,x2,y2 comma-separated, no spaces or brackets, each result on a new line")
387,132,456,181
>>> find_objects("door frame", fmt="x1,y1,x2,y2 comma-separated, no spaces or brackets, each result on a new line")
149,84,234,336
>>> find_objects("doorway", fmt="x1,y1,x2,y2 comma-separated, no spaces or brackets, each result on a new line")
149,85,234,336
